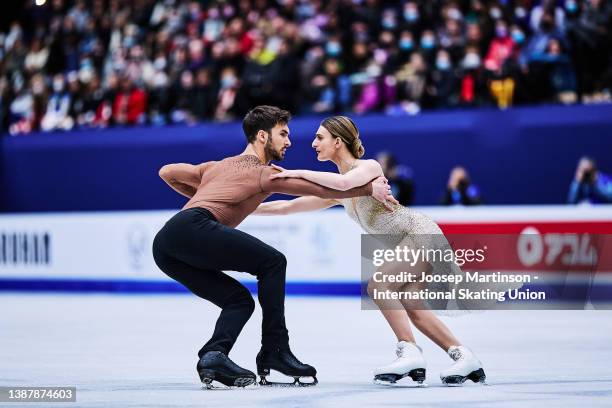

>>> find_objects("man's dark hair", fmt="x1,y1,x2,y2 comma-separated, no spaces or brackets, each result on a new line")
242,105,291,143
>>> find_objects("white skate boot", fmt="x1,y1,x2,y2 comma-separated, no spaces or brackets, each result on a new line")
373,341,427,385
440,345,486,385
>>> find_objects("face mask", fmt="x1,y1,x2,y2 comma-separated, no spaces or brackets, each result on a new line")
496,27,508,38
153,72,168,88
223,5,234,18
399,39,414,50
208,8,220,19
515,7,527,19
489,7,502,19
326,42,342,56
565,0,578,12
436,58,451,70
123,37,135,48
374,49,387,65
53,79,64,92
190,7,200,19
356,32,369,42
80,58,93,69
421,37,435,49
463,53,481,69
154,57,167,70
382,18,396,30
32,81,45,95
404,9,419,22
221,76,237,88
447,8,462,20
511,30,525,44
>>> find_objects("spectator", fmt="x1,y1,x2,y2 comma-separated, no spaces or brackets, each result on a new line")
567,0,612,101
24,39,49,73
568,157,612,204
78,73,105,127
484,20,516,72
170,70,197,124
441,166,482,206
458,46,490,107
41,73,74,132
112,75,147,125
530,0,566,33
8,76,34,135
310,58,351,114
214,66,241,122
191,68,217,121
541,38,577,103
376,152,415,206
429,49,458,108
393,51,429,115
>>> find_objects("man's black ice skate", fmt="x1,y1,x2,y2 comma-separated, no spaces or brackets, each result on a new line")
256,347,318,386
197,351,256,389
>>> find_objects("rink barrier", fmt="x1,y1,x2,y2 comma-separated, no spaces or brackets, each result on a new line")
1,206,611,302
0,278,611,304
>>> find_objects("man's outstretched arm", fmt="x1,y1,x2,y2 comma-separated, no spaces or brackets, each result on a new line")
261,166,372,198
260,167,398,209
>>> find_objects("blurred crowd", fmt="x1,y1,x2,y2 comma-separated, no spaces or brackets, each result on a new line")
1,0,611,135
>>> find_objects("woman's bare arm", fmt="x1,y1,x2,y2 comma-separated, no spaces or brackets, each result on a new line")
254,196,339,215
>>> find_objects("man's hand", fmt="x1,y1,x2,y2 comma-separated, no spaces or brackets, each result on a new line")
372,176,399,210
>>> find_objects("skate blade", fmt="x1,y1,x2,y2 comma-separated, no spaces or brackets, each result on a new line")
441,368,487,387
259,369,318,387
201,376,257,390
374,369,427,387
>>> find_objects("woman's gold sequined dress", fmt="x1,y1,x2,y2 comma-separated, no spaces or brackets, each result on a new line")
338,195,521,313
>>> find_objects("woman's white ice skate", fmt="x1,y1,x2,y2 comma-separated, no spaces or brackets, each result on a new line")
373,341,427,386
440,345,486,386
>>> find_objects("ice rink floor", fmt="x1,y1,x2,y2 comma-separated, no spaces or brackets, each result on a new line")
1,294,612,408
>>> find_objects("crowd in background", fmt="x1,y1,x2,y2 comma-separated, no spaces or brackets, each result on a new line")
1,0,611,135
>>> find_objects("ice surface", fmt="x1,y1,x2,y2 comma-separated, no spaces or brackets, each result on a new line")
1,294,611,407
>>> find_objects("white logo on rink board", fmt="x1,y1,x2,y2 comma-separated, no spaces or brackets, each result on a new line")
518,227,598,267
0,232,52,266
126,224,148,271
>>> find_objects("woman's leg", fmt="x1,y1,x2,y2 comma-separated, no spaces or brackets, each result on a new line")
397,257,462,351
405,309,460,351
373,233,463,351
379,309,416,343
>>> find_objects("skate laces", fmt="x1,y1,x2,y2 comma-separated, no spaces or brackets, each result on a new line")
448,347,464,361
395,341,419,358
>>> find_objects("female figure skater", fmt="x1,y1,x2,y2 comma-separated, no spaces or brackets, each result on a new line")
254,116,486,386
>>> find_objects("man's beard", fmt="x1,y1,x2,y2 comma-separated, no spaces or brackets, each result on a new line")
265,137,284,161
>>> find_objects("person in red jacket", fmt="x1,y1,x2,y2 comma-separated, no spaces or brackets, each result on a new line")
484,20,516,72
112,75,147,125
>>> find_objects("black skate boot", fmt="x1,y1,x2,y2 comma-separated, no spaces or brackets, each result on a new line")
197,351,256,389
256,347,318,386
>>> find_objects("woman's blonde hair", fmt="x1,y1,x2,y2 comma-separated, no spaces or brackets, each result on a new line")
320,116,365,159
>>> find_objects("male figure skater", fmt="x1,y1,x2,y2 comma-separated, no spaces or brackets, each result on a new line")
152,105,397,388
